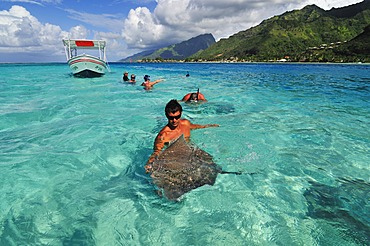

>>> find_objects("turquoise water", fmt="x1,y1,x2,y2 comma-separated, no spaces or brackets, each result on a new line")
0,62,369,245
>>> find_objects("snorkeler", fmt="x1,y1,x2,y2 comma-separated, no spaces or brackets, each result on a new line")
181,89,207,102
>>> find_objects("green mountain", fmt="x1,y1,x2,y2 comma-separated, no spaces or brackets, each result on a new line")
192,0,370,62
339,24,370,56
119,49,156,62
120,33,215,62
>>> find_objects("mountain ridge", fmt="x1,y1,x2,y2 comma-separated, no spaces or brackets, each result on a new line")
119,33,215,62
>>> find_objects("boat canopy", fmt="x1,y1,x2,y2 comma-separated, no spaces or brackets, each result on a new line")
63,39,108,62
62,39,106,49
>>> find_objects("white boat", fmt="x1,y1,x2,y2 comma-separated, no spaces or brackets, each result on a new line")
62,39,108,77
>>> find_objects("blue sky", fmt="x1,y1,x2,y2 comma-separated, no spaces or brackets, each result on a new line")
0,0,364,62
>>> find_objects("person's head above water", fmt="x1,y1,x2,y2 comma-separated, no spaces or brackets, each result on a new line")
144,75,150,81
165,99,182,116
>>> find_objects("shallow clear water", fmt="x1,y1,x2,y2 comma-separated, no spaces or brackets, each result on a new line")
0,62,369,245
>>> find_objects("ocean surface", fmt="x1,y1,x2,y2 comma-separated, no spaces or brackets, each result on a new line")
0,62,369,245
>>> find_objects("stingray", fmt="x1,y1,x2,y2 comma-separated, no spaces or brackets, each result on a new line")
303,179,370,243
150,135,240,201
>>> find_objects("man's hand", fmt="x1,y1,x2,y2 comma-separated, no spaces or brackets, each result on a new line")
207,124,219,127
145,164,153,173
145,155,156,173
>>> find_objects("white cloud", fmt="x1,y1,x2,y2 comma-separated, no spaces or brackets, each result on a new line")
0,5,39,46
0,5,69,60
68,25,89,39
122,7,166,49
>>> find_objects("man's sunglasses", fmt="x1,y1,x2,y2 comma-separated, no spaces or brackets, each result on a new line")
166,114,181,120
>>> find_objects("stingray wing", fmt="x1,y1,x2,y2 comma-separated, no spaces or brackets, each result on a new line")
151,136,221,200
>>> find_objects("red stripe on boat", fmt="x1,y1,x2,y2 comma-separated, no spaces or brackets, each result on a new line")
69,58,106,67
75,41,95,47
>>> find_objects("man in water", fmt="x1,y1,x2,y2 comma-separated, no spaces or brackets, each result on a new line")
141,75,163,90
145,99,219,172
123,71,129,82
129,74,136,83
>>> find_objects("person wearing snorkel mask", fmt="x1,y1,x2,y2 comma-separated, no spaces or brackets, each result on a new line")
181,89,207,102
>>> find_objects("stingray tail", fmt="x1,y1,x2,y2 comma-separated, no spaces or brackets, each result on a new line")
220,171,242,175
220,170,259,175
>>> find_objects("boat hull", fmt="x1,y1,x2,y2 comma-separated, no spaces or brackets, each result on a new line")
68,55,107,78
